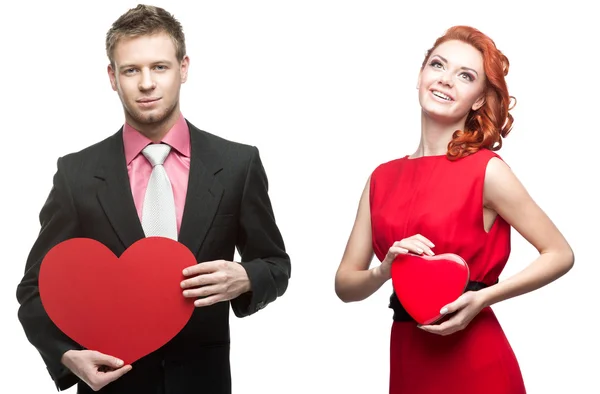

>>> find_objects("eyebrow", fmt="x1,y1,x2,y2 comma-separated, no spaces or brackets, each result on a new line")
432,55,479,76
118,60,174,72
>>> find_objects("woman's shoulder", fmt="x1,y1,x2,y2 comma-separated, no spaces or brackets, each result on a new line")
371,155,410,177
470,148,504,161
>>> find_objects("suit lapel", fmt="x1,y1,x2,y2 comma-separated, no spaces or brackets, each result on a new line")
93,123,224,256
178,123,224,257
95,130,146,250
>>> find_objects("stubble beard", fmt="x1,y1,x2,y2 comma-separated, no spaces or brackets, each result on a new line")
127,99,178,128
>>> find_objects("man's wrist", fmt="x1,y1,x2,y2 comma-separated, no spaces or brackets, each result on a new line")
61,350,75,367
234,261,252,293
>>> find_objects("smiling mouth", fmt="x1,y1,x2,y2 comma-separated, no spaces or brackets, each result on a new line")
431,90,453,101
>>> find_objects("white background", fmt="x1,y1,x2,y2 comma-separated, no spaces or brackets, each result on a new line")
1,1,598,393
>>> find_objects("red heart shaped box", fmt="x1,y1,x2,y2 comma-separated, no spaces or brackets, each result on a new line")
391,253,469,325
39,237,196,365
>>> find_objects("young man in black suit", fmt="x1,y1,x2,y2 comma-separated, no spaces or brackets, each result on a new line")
16,4,290,393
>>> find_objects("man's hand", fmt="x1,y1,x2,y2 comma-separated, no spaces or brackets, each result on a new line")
181,260,251,307
61,350,132,391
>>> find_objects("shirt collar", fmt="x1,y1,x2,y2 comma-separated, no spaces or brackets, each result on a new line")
123,113,190,165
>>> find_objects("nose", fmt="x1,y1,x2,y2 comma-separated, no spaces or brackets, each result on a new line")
438,72,453,87
138,68,156,91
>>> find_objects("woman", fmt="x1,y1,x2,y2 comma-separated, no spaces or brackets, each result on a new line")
334,26,574,394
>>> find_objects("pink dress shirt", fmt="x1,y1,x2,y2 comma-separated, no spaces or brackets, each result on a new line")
122,113,190,236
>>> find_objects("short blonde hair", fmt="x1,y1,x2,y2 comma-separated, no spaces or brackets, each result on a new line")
105,4,186,66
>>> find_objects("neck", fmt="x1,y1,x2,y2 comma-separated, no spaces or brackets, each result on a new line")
126,105,181,143
412,111,467,157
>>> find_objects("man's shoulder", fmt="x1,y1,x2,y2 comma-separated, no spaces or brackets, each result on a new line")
58,131,119,170
189,123,258,159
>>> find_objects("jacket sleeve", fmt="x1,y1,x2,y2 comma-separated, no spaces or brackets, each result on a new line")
230,146,291,317
16,157,82,391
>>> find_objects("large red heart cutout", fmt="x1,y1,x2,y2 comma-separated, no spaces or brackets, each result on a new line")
39,237,196,365
391,253,469,325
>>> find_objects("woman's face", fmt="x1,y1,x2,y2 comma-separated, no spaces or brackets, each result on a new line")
418,39,487,123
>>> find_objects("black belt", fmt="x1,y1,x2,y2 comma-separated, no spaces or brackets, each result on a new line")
390,280,497,323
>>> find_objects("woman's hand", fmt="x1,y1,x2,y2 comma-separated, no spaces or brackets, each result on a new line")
418,290,487,336
375,234,435,279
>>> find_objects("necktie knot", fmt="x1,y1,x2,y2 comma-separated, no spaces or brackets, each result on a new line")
142,143,171,167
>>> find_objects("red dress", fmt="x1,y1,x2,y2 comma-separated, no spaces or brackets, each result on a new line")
369,149,526,394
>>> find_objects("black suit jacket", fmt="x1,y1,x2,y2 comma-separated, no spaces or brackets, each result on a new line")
16,120,291,393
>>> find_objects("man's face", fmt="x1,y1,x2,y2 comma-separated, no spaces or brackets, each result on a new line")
108,31,189,132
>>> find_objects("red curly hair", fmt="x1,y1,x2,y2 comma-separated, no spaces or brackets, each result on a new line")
421,26,516,160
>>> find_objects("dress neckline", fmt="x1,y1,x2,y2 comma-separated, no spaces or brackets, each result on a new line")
404,154,447,161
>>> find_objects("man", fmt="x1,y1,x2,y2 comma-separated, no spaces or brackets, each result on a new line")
16,4,290,393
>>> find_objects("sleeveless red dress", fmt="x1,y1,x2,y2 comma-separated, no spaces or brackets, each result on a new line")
369,149,526,394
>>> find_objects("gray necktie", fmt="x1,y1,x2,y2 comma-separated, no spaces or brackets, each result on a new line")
141,143,178,240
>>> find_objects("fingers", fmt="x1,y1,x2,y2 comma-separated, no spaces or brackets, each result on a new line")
406,234,435,255
411,234,435,248
87,365,132,391
192,294,224,308
182,284,223,298
411,240,434,256
419,315,466,336
385,233,436,264
418,294,476,336
386,245,408,258
394,239,435,256
418,321,450,335
182,260,224,277
386,235,436,259
180,261,248,306
439,293,468,315
80,351,132,391
90,351,125,369
180,271,225,289
100,364,133,382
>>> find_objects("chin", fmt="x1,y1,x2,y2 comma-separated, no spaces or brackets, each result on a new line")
422,103,468,125
129,108,168,125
